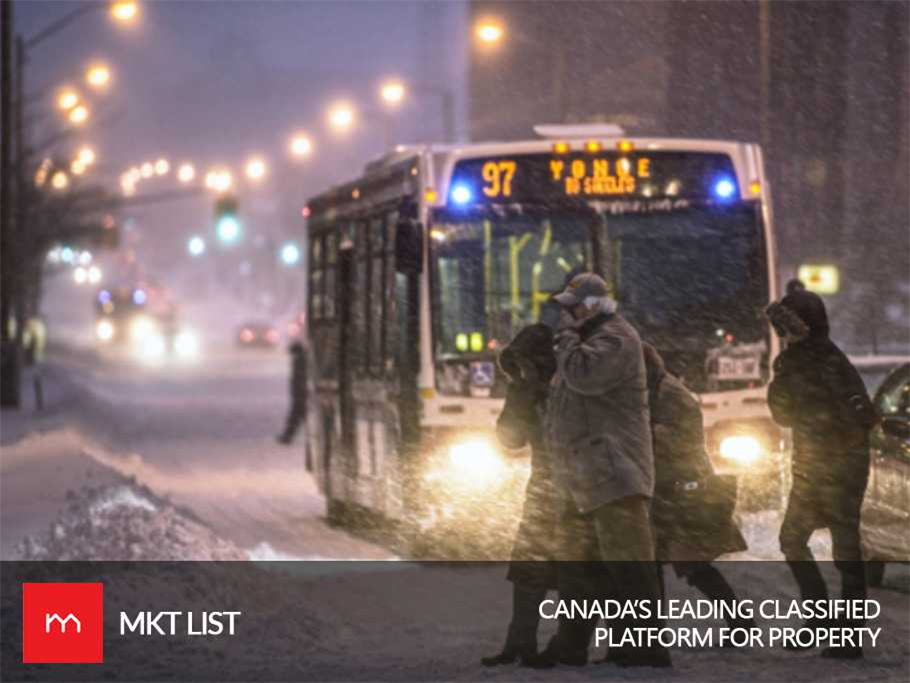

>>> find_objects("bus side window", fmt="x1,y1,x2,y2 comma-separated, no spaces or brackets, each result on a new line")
324,232,337,319
309,234,324,322
354,221,369,376
384,211,399,377
369,218,385,378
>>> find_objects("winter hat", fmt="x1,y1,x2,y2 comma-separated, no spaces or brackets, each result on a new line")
779,289,830,338
554,272,609,307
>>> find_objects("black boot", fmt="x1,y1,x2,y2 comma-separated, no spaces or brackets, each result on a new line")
524,633,588,669
481,584,543,667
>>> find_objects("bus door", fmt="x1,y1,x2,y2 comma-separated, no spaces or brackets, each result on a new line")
336,238,357,481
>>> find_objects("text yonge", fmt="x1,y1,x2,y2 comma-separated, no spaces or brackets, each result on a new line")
120,612,241,636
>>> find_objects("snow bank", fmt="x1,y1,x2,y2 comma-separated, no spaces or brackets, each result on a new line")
16,482,248,561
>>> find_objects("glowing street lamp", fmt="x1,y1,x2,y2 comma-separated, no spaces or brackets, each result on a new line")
327,102,355,133
177,163,195,183
77,146,96,165
379,80,406,107
245,156,267,182
140,162,154,178
289,133,313,158
70,159,87,175
475,19,505,46
154,158,170,175
280,242,301,266
51,171,69,191
187,235,206,257
110,1,140,24
85,63,112,90
205,169,233,194
57,89,79,111
69,104,90,125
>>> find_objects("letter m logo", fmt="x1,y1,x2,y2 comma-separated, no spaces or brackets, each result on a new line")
45,613,82,633
23,583,103,663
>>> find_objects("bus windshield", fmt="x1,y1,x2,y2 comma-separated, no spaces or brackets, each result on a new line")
431,203,769,392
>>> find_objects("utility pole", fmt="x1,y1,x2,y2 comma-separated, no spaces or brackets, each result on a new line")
1,0,19,407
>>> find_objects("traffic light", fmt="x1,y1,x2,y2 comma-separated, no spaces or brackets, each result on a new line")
214,194,241,244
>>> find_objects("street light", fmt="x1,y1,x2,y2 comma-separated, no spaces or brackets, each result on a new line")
110,1,140,25
85,63,111,90
70,159,87,175
57,89,79,111
69,104,89,125
245,156,267,182
280,242,301,266
51,171,69,191
379,80,406,108
216,215,241,244
187,235,206,257
205,168,233,194
76,146,96,165
140,162,154,178
154,158,169,175
327,101,356,133
177,163,195,183
475,19,505,46
289,132,313,158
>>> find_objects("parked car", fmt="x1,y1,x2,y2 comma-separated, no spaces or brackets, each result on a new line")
236,322,280,349
850,354,910,394
861,362,910,587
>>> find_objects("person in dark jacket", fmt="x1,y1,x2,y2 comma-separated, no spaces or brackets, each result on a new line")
482,324,558,667
766,290,876,659
277,341,308,445
643,343,752,631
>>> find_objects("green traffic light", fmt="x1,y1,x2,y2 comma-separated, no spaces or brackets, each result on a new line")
216,215,241,243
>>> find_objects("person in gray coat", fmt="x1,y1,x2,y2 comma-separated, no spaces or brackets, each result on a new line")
536,272,670,669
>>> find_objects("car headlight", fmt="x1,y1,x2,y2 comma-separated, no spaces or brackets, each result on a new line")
139,334,166,361
174,330,199,358
96,319,114,342
719,435,763,465
130,316,157,343
446,438,505,485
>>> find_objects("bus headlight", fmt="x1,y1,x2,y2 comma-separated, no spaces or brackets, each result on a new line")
174,330,199,358
447,438,504,486
130,316,157,343
96,319,114,342
719,435,763,465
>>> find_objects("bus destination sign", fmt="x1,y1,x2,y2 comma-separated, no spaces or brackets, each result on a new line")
448,152,740,205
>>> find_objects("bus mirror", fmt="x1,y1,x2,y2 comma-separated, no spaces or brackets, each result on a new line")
395,219,423,273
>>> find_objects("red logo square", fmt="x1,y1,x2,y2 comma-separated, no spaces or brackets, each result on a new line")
22,583,104,664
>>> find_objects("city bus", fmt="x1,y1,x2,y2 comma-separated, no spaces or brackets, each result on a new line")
303,124,782,556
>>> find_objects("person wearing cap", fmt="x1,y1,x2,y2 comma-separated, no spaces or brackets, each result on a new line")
766,289,876,659
538,272,670,669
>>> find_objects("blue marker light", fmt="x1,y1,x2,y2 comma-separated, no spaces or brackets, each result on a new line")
133,289,147,305
713,177,736,200
98,290,111,304
450,183,473,206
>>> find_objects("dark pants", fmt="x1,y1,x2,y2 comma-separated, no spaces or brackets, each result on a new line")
659,561,747,628
554,496,667,660
779,468,868,608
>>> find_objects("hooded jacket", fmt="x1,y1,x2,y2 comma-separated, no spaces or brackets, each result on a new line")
545,311,654,513
767,291,874,478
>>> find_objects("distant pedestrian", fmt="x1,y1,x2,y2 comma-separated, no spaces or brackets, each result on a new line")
785,278,806,295
277,341,308,445
482,324,558,667
766,290,876,659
